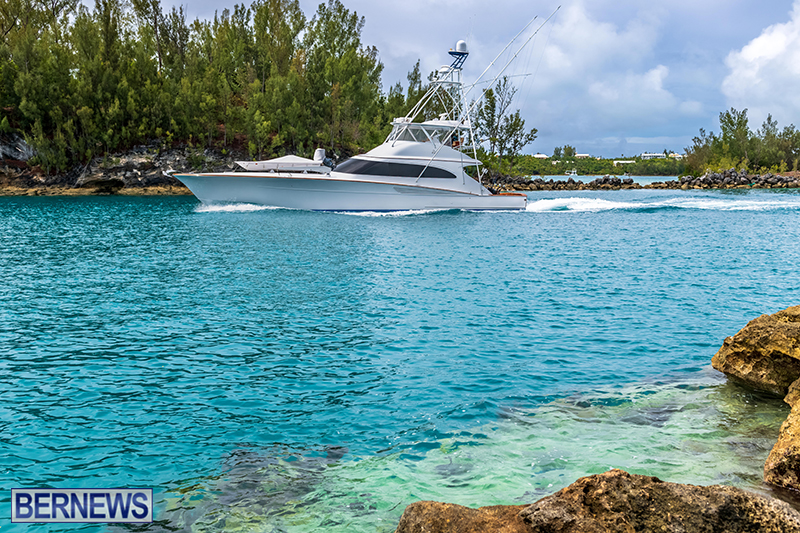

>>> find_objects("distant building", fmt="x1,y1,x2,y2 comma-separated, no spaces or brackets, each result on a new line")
613,160,635,167
575,154,590,159
669,153,684,160
641,152,667,160
533,153,549,159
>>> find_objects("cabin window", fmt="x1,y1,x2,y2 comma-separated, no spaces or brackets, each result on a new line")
335,159,456,179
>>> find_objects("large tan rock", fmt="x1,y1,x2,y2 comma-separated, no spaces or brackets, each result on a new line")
394,501,529,533
711,306,800,396
765,379,800,489
394,470,800,533
520,469,800,532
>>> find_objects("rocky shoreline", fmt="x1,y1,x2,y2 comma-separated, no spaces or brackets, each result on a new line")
393,305,800,532
0,142,246,196
493,169,800,191
3,140,800,197
396,470,800,532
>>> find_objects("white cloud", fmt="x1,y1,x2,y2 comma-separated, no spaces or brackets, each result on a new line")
722,0,800,126
506,2,701,152
156,0,796,156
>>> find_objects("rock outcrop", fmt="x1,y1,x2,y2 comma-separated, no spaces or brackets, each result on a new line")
711,306,800,396
710,305,800,490
765,380,800,489
394,470,800,533
521,469,800,533
1,142,252,195
395,502,530,533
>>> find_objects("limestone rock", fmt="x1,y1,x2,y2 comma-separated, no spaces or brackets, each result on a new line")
765,401,800,489
77,174,125,193
765,379,800,489
711,306,800,396
394,470,800,533
395,501,529,533
520,469,800,533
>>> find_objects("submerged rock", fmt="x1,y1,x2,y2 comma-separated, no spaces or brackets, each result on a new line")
395,502,529,533
711,306,800,396
395,470,800,532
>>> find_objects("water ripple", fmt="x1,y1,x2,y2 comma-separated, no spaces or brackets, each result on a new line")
1,191,799,532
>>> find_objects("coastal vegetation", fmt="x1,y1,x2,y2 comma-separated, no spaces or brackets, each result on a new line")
684,108,800,176
513,153,685,177
511,108,800,179
1,0,390,171
473,77,538,178
0,0,535,175
4,1,800,183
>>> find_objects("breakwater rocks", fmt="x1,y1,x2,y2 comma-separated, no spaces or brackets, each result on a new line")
395,469,800,533
493,169,800,191
493,175,642,191
673,170,800,190
712,306,800,491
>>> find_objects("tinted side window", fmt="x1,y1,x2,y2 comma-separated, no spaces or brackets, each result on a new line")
335,159,456,179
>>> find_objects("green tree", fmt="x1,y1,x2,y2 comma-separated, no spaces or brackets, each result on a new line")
252,0,304,80
303,0,383,153
475,77,515,157
0,0,446,172
718,107,751,164
497,110,536,169
475,76,537,175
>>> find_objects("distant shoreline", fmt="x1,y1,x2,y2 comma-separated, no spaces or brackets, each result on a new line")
493,170,800,192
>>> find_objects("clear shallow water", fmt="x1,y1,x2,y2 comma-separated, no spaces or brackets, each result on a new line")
2,188,800,532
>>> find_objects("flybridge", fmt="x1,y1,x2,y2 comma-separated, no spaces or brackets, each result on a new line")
392,6,561,183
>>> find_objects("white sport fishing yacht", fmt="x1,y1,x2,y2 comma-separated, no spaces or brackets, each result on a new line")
171,40,528,211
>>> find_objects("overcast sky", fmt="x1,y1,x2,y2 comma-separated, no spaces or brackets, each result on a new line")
166,0,800,157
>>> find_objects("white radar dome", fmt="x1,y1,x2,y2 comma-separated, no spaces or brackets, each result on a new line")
455,40,468,53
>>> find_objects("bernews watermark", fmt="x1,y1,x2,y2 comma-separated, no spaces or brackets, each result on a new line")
11,488,153,523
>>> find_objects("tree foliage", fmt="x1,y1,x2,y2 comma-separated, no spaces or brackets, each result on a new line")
514,154,685,178
0,0,429,171
684,107,800,175
0,0,544,174
474,76,537,175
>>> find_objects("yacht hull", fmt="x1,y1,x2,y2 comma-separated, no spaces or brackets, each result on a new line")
174,173,527,211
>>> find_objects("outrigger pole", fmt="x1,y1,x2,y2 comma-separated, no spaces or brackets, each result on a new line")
465,5,561,122
413,6,561,191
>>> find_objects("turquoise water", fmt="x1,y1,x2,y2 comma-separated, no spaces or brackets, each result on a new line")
2,189,800,531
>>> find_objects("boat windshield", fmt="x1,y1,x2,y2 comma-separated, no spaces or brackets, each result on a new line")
387,123,461,146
